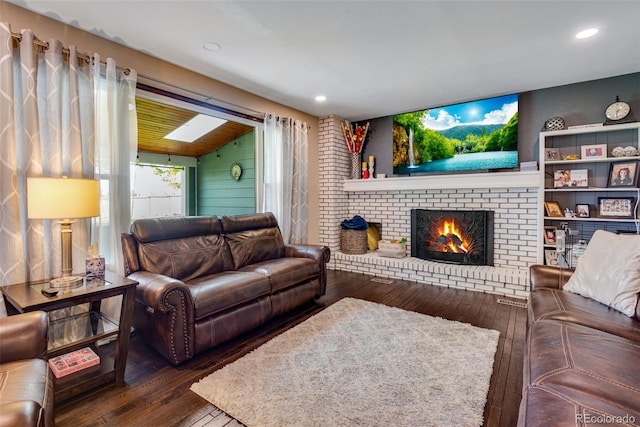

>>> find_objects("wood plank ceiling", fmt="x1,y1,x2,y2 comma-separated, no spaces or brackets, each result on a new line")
136,97,255,158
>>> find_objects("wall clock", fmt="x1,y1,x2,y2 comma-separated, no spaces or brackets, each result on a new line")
230,162,243,181
604,96,635,125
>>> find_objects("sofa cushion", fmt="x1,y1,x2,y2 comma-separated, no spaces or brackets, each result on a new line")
221,213,285,270
131,216,223,242
239,257,320,292
138,235,234,282
563,230,640,317
528,287,640,343
224,227,285,270
187,271,271,320
0,359,50,412
521,319,640,425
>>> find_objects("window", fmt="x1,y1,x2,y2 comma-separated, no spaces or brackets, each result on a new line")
132,163,185,219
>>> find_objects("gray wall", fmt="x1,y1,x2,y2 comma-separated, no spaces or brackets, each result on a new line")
363,72,640,177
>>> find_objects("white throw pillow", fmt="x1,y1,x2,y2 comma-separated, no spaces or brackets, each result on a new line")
563,230,640,317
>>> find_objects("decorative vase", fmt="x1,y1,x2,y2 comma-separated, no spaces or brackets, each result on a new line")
350,153,361,179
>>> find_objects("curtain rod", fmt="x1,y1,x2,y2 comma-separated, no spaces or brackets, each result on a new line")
137,75,265,121
137,82,265,124
10,31,130,75
10,29,265,123
268,113,311,130
10,30,310,127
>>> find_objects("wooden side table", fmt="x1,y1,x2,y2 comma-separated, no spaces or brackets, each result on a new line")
1,272,138,403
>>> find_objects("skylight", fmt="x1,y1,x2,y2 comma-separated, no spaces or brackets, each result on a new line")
164,114,226,142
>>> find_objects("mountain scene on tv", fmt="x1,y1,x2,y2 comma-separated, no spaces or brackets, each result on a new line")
393,94,518,175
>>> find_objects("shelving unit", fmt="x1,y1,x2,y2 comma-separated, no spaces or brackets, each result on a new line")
538,122,640,265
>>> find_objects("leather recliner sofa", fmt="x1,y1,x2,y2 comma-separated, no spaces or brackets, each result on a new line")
0,311,54,427
518,265,640,426
121,212,330,365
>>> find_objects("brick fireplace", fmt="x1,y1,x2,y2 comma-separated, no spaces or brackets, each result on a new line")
318,116,539,299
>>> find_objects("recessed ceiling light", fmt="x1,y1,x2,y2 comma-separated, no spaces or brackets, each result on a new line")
315,95,327,102
203,42,221,51
575,28,598,39
164,114,226,142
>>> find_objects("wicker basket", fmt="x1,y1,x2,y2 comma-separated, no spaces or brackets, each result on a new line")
340,229,368,254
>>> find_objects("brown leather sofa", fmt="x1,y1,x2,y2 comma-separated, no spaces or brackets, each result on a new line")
0,311,54,427
121,212,330,365
518,265,640,426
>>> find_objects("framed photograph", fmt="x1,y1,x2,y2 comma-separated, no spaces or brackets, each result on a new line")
553,169,588,188
544,201,563,217
598,197,636,218
580,144,607,159
607,161,639,188
543,226,557,244
545,148,560,161
569,169,588,187
544,249,559,267
575,204,590,218
553,170,571,188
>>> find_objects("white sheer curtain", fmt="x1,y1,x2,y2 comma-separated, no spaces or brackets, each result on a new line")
262,114,309,244
0,23,136,318
92,55,137,322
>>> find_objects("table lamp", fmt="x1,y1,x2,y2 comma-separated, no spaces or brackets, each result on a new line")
27,177,100,288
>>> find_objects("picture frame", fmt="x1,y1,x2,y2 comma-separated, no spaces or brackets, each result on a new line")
545,148,559,161
575,204,590,218
543,226,557,244
553,169,588,188
544,249,559,267
597,197,636,218
607,161,639,188
544,201,563,217
580,144,607,159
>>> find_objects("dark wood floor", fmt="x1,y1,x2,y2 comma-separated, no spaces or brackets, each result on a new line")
54,270,527,427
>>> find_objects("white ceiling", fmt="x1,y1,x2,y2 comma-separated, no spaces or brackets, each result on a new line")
10,0,640,121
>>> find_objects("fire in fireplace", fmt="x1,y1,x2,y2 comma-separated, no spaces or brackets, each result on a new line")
411,209,494,266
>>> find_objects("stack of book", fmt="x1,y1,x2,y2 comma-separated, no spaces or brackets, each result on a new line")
48,347,100,378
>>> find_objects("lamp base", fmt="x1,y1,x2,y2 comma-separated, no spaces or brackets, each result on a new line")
50,275,84,290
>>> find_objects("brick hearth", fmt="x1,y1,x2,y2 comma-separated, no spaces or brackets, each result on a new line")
318,115,539,299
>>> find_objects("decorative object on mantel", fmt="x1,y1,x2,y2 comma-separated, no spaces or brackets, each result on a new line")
368,155,375,178
543,116,565,131
342,120,370,179
612,146,640,157
520,161,537,171
340,215,368,254
378,238,407,258
603,96,635,125
362,161,369,179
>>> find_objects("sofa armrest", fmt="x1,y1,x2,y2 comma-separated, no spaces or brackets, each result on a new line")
0,401,43,427
0,311,48,363
128,271,195,365
530,264,574,291
128,271,193,313
285,245,331,296
285,244,331,264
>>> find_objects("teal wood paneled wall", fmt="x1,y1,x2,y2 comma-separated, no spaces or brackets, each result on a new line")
197,131,256,216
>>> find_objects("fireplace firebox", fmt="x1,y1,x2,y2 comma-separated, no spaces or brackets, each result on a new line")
411,209,494,266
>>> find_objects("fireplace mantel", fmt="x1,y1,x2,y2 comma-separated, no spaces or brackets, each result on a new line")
343,170,539,192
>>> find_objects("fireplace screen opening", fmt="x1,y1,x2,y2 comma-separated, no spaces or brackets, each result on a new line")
411,209,494,266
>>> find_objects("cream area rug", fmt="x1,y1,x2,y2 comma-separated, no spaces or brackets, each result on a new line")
191,297,500,427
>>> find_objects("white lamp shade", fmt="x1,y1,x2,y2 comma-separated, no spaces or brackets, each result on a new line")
27,177,100,219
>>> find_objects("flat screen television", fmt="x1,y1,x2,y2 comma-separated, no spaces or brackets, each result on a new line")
393,94,518,175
